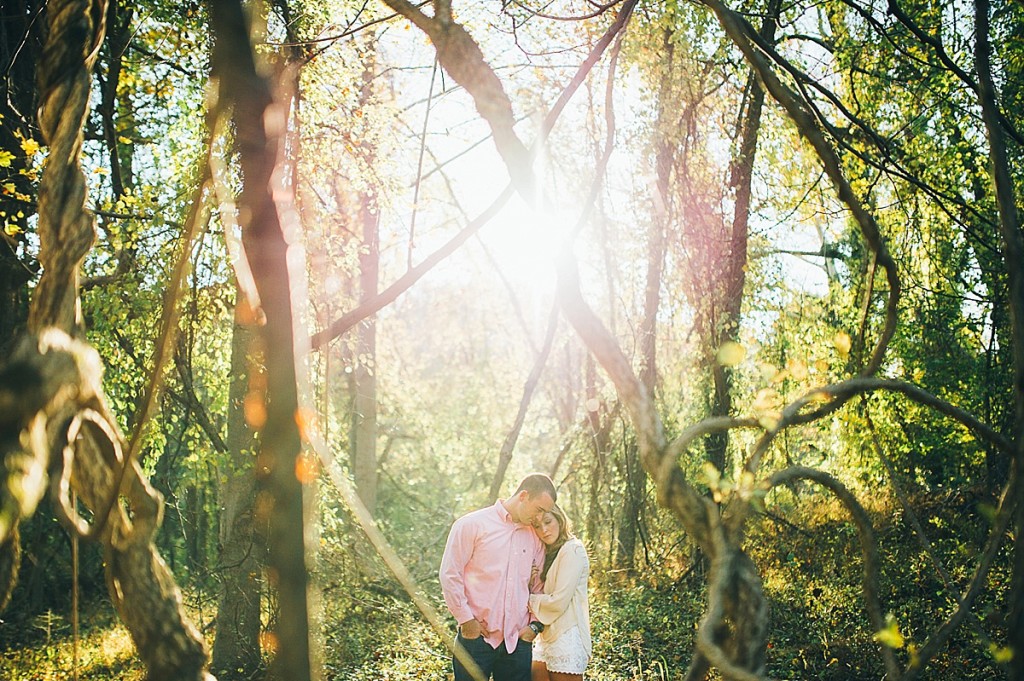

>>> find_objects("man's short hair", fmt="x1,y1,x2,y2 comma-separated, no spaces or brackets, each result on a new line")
514,473,557,502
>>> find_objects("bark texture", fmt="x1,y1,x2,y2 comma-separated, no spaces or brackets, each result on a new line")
212,309,262,680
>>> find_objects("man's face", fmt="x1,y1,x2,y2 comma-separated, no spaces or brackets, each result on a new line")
518,491,555,525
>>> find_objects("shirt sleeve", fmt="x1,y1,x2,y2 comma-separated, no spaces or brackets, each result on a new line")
439,518,476,625
529,541,588,625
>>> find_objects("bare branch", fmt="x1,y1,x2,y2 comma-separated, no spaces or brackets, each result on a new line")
379,0,532,194
665,416,762,463
901,463,1020,680
700,0,901,382
310,184,515,348
885,0,1022,145
863,409,996,664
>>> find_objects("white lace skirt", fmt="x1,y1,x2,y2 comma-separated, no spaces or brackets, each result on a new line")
533,625,590,675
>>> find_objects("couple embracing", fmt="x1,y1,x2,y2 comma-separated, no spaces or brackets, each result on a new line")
440,473,592,681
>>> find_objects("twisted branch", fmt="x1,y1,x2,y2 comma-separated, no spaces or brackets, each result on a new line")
30,0,106,332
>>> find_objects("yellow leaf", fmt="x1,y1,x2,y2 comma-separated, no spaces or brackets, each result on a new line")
4,222,22,237
1,182,14,194
20,138,40,156
834,331,852,358
874,614,904,649
701,461,721,488
753,388,779,411
814,359,829,373
757,362,778,382
787,359,808,381
907,643,920,669
717,341,746,367
805,390,833,406
0,150,14,167
989,643,1014,664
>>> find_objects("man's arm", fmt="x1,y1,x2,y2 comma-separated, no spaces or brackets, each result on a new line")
439,518,478,630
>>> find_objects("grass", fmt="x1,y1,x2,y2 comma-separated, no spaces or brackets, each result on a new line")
0,605,144,680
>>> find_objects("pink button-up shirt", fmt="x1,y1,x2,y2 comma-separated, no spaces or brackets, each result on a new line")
440,500,545,653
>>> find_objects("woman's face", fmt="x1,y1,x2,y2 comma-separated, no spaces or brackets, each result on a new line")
535,511,561,546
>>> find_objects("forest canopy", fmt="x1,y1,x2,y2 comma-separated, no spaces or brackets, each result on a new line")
0,0,1022,679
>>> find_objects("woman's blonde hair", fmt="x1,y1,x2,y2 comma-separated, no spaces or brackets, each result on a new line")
540,504,573,581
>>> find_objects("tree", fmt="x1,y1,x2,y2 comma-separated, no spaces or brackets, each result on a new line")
0,0,212,677
211,303,262,680
0,0,44,347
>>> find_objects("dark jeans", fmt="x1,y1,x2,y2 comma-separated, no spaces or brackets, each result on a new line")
453,633,532,681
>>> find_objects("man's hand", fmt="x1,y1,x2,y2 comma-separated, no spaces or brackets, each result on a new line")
459,619,483,639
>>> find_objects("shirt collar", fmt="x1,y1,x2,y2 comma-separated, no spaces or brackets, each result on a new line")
495,499,515,524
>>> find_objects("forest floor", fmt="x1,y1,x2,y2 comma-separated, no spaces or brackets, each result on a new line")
0,490,1008,680
0,572,1002,680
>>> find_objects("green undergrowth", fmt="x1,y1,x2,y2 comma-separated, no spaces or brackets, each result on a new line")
748,486,1007,680
0,601,145,680
0,486,1010,680
319,576,705,680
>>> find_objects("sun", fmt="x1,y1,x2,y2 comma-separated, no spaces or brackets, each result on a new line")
477,190,566,301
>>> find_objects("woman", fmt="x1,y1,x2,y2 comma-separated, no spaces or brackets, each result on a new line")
526,505,591,681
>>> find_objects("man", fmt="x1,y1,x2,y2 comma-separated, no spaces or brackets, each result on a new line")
440,473,557,681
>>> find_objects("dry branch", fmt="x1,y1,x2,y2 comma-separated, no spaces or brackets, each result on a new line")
379,0,533,194
0,332,214,680
699,0,901,384
489,304,561,501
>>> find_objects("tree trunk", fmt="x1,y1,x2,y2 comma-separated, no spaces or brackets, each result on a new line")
212,309,262,680
350,56,381,514
973,1,1024,676
614,31,673,573
705,0,777,475
0,0,44,349
584,356,612,546
2,0,216,675
209,1,317,678
614,440,643,572
352,195,380,514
